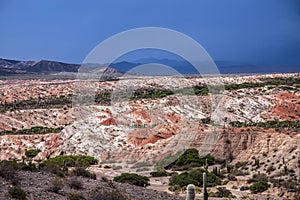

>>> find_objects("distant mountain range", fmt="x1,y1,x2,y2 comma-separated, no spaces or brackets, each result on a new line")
0,58,299,75
0,58,80,75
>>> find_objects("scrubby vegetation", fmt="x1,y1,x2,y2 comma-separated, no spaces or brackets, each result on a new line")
113,173,150,187
8,186,27,200
68,177,83,190
164,148,215,170
225,77,300,90
0,126,63,136
0,95,73,112
131,88,174,99
229,120,300,128
169,168,221,188
209,187,234,198
249,181,269,193
150,168,172,177
25,149,41,158
41,155,98,168
71,167,96,179
90,186,127,200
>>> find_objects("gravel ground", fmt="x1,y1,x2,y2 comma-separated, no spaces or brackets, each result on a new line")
0,170,185,200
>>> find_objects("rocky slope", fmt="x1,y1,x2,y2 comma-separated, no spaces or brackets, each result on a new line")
0,73,299,199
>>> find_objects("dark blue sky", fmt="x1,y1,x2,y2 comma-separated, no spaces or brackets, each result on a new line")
0,0,300,66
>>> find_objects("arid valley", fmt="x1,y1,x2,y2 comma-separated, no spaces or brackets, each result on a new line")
0,72,299,200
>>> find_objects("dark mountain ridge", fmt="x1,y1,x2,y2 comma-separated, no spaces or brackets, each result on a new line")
0,58,299,76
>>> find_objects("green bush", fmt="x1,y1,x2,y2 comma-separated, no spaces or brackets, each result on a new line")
131,88,174,99
169,168,221,188
8,186,27,200
113,173,150,187
0,126,63,136
42,155,98,168
167,148,215,169
247,173,268,183
229,120,300,128
155,151,183,169
249,181,269,193
150,168,171,177
209,187,233,198
25,149,41,158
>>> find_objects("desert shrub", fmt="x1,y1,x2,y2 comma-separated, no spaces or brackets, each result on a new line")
0,160,36,172
71,167,96,179
168,184,182,192
48,178,64,194
0,160,18,181
40,162,68,177
42,155,98,168
164,149,215,170
247,173,268,183
234,161,248,169
150,168,170,177
193,85,209,95
135,167,150,172
231,169,249,176
68,177,83,190
266,165,276,173
90,187,127,200
227,174,237,181
230,120,300,128
270,178,297,191
249,181,269,193
130,162,152,169
131,162,152,169
113,173,150,187
67,192,84,200
0,126,63,136
169,168,221,188
131,88,174,99
209,187,233,198
240,186,249,191
112,165,122,170
155,152,182,169
8,186,27,200
25,149,41,158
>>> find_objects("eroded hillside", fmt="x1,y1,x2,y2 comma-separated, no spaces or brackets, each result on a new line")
0,73,299,199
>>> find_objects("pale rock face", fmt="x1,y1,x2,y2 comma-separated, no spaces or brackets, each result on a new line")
0,133,61,161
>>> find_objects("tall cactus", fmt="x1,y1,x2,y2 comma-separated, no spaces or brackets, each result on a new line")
203,172,208,200
203,158,208,171
186,184,196,200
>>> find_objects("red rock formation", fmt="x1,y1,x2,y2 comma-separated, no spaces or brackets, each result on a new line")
99,118,117,126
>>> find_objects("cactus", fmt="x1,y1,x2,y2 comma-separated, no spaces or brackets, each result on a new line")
213,166,218,176
203,172,208,200
186,184,195,200
226,160,231,173
203,158,208,171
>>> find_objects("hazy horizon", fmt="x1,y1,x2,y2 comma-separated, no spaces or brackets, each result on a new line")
1,0,300,68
